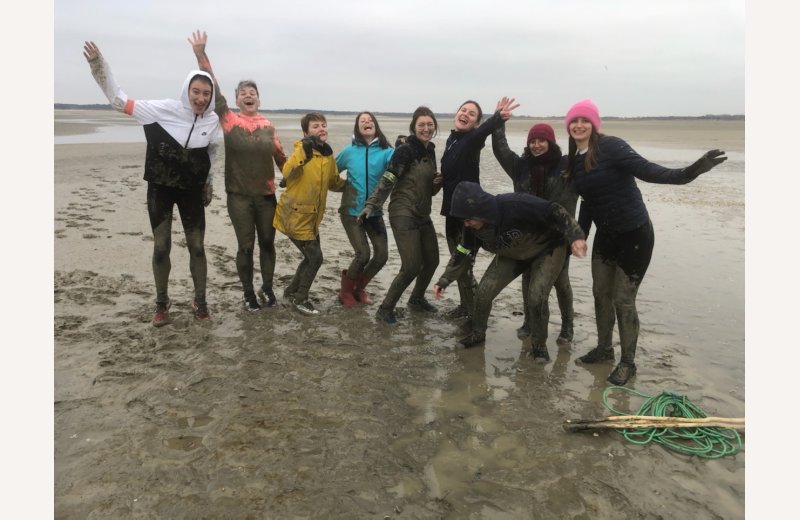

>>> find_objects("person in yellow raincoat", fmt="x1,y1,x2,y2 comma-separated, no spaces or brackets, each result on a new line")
273,112,346,315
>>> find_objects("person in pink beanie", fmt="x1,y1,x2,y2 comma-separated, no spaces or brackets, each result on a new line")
564,98,727,386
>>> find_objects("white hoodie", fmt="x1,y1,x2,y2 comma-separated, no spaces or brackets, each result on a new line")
89,57,220,187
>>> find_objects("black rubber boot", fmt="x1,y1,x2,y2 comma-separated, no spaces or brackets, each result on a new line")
607,361,637,386
408,296,437,313
530,342,550,363
576,345,615,364
376,306,398,325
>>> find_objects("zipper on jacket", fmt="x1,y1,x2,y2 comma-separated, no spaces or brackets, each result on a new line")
184,114,198,148
364,145,370,210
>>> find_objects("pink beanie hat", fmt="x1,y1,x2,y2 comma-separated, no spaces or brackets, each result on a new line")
565,99,601,133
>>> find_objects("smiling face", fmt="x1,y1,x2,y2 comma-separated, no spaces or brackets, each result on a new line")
357,113,376,142
235,85,260,116
414,115,436,144
568,117,593,147
305,119,328,142
528,138,550,157
453,102,481,132
188,77,213,115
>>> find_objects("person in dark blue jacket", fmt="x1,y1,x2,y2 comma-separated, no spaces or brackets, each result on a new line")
492,121,578,345
564,99,727,386
439,97,519,320
433,182,587,362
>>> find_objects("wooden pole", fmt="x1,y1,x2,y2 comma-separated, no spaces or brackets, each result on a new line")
563,416,745,432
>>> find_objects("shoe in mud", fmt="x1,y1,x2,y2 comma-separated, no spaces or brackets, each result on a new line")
283,287,296,302
152,298,171,327
607,361,637,386
258,287,277,308
243,291,261,312
192,300,211,321
530,344,550,363
408,296,437,313
516,323,530,339
293,299,320,316
443,305,470,321
375,307,398,325
576,346,615,364
556,322,574,345
457,331,485,349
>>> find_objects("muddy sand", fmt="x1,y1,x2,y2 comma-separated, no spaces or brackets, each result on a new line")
54,111,745,518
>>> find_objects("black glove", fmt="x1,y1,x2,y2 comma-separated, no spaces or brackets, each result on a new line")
279,176,287,188
301,137,315,160
685,149,727,178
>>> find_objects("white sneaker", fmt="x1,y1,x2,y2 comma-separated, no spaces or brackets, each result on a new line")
293,299,320,316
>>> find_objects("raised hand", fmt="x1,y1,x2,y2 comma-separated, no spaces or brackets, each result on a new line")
496,96,520,120
188,30,207,56
83,41,101,62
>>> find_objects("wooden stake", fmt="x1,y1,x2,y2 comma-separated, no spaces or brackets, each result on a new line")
563,416,745,432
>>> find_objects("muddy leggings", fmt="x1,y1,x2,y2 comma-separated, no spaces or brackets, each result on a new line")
380,215,439,311
472,247,566,344
521,248,573,326
340,213,388,281
146,182,206,304
227,192,277,294
285,236,323,303
445,216,477,313
592,220,655,363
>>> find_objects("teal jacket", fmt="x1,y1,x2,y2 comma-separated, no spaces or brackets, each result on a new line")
336,137,394,217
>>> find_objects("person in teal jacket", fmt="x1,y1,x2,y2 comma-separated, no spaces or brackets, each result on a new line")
335,112,395,308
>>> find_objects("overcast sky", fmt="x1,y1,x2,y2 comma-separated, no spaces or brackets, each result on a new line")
54,0,745,118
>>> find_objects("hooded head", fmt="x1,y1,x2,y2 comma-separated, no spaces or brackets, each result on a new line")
181,70,216,116
450,181,499,225
565,99,600,133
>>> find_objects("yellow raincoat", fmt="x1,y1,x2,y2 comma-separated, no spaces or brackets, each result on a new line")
273,140,346,241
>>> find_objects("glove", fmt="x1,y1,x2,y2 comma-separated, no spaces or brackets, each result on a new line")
203,184,213,207
301,137,315,160
279,176,287,188
684,149,727,177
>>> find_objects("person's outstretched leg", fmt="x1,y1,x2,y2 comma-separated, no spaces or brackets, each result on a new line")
177,188,208,319
146,183,174,325
554,254,575,344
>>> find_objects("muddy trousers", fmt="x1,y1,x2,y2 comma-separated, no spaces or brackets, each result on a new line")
592,220,655,363
473,247,566,344
445,216,477,314
521,249,574,325
286,236,323,303
147,182,207,305
380,216,439,310
227,192,277,294
340,214,388,282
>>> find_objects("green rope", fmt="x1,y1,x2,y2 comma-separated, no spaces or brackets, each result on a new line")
601,386,743,459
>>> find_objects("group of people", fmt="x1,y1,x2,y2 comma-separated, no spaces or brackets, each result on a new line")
83,32,727,386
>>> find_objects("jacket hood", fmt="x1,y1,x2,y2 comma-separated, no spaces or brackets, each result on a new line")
450,181,499,224
180,70,216,117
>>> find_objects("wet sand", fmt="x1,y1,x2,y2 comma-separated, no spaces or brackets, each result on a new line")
55,110,745,518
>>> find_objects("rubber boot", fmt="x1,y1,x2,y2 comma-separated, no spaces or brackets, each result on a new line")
353,273,374,305
339,270,358,308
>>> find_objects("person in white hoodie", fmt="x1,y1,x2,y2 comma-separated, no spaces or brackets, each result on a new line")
83,41,221,326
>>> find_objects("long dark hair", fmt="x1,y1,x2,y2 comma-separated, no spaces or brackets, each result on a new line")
563,130,602,179
523,143,562,197
353,111,390,148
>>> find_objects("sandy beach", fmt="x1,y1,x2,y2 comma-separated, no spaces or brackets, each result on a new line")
54,110,745,518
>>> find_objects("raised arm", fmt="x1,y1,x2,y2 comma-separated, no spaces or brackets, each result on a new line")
83,41,130,113
188,30,220,89
491,122,518,177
